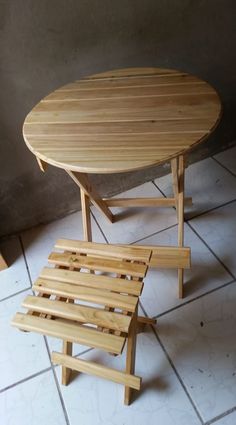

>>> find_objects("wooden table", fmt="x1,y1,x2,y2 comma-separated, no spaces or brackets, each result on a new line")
23,67,221,297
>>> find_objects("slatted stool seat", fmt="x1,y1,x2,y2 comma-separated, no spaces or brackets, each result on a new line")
11,239,153,405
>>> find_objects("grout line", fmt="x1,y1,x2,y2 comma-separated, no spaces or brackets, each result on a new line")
131,223,178,245
139,300,149,318
43,336,71,425
19,235,33,286
153,172,236,222
212,155,236,178
152,179,169,199
140,300,203,424
0,286,32,303
49,347,94,371
74,347,94,358
187,221,236,279
186,198,236,222
205,404,236,425
91,202,178,246
152,325,204,424
152,178,179,214
139,241,235,425
91,211,109,243
152,278,236,319
0,365,52,394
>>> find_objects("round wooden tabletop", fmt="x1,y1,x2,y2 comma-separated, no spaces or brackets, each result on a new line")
23,67,221,174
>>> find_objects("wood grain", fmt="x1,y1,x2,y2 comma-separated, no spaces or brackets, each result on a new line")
40,266,143,295
48,252,147,278
51,352,141,390
12,312,126,354
23,67,221,174
33,279,139,312
54,238,152,262
22,295,131,332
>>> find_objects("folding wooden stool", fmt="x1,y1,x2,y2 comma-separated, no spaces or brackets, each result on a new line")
11,239,153,405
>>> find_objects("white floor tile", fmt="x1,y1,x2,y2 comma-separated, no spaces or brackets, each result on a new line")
0,290,50,390
0,370,66,425
190,201,236,277
21,210,106,283
156,282,236,422
136,223,231,317
92,182,178,244
216,410,236,425
155,157,236,219
56,329,200,425
0,238,31,300
214,146,236,175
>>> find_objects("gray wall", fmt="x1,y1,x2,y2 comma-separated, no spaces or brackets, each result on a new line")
0,0,235,237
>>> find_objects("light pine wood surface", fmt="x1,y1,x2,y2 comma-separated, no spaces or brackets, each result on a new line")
11,239,152,405
0,253,8,271
23,67,221,174
22,68,221,299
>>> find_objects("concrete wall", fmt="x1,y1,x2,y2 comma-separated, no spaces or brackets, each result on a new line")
0,0,235,237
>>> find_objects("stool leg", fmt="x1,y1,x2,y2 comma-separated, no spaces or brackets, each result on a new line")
61,299,74,385
81,189,92,242
124,306,138,405
171,156,185,298
61,340,72,385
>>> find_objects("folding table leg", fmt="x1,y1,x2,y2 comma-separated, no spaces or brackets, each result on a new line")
124,306,138,405
171,155,185,298
66,170,114,224
80,189,92,242
0,253,7,271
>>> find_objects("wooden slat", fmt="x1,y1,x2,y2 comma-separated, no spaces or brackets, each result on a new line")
40,267,143,296
57,74,203,91
11,313,125,354
103,197,192,207
23,117,217,137
48,252,147,278
29,94,219,124
22,295,131,332
44,83,212,102
33,279,138,312
84,67,184,79
51,352,141,390
25,132,201,146
54,238,151,263
126,245,191,269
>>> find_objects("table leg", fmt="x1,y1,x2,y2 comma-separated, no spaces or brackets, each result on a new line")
171,155,185,298
80,189,92,242
171,157,179,213
66,170,114,224
0,253,8,271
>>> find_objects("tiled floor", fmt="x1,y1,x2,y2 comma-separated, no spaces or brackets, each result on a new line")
1,145,236,425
